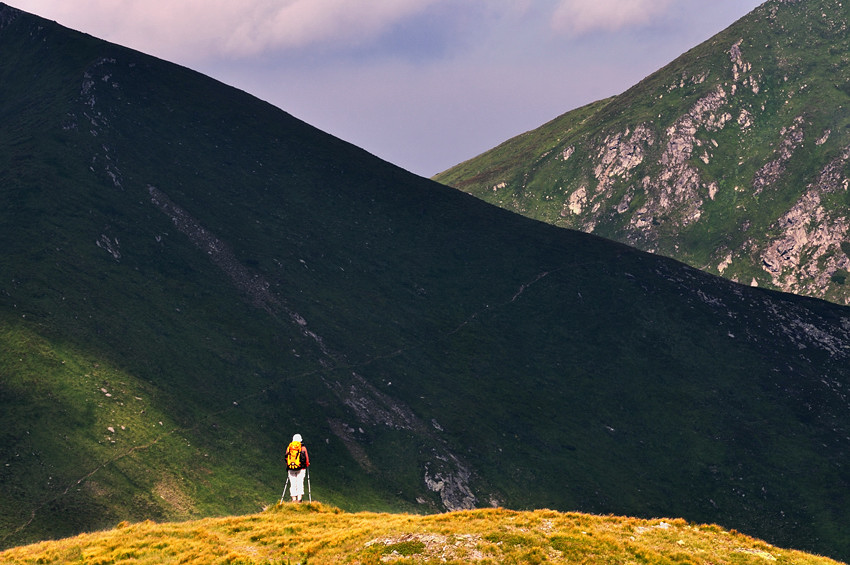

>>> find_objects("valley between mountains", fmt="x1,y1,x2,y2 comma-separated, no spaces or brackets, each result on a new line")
1,0,850,562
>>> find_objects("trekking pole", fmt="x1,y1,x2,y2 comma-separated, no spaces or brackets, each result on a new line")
279,475,290,504
307,469,312,502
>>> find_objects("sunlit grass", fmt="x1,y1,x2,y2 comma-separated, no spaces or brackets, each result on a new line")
0,503,840,564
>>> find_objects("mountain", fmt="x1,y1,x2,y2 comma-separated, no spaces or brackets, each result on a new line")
1,2,850,561
1,503,843,565
434,0,850,306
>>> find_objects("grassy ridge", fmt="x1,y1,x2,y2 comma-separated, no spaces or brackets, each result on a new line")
0,503,842,565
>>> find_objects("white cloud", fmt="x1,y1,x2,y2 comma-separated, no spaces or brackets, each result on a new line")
11,0,763,175
220,0,455,56
13,0,454,61
551,0,676,35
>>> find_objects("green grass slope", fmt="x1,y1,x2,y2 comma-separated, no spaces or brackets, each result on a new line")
435,0,850,306
1,503,843,565
1,2,850,561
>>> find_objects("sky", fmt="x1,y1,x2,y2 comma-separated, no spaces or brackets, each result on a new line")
13,0,764,177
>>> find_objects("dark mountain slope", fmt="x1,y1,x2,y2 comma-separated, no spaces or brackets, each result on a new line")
1,3,850,560
435,0,850,306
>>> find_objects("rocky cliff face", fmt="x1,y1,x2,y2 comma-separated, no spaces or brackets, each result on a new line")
435,0,850,305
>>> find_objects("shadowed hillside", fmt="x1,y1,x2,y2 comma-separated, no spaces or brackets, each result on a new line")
1,2,850,561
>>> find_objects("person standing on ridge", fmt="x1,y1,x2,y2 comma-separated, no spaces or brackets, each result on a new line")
285,433,310,502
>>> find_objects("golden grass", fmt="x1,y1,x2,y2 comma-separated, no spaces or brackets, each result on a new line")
0,503,842,564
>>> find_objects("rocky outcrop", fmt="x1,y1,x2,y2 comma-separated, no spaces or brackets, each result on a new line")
594,125,655,184
148,185,286,318
328,372,478,510
424,456,477,511
759,148,850,297
637,93,718,231
564,125,655,229
752,117,805,196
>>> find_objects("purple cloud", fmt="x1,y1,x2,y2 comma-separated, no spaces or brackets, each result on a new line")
552,0,676,35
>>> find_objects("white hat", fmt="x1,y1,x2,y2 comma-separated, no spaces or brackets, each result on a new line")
293,434,302,442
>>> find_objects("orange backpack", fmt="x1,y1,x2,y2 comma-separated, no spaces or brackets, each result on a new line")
286,441,302,470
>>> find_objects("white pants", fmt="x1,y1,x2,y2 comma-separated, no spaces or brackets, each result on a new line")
288,469,306,498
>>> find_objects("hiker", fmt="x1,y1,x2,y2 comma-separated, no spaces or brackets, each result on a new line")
286,433,310,502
